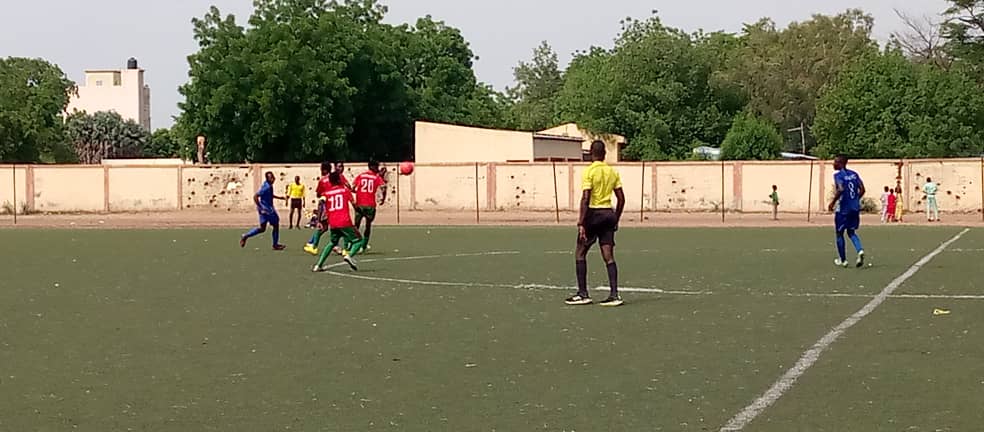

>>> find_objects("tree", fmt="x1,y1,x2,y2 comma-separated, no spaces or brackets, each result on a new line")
891,9,951,69
556,15,744,160
146,128,183,158
65,111,148,164
720,113,783,160
725,10,878,152
813,50,984,158
943,0,984,82
0,57,75,163
506,41,564,130
176,0,501,163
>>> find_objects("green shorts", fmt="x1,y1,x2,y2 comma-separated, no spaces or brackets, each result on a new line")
354,206,377,220
330,227,360,247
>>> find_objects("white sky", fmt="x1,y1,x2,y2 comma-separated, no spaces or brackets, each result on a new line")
0,0,948,128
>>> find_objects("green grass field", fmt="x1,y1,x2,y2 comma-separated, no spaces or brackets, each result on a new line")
1,225,981,431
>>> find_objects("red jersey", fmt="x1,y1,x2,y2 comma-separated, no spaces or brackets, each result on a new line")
353,171,386,207
315,174,350,197
324,185,354,228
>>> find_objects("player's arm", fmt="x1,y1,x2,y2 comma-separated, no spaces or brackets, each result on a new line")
859,181,866,198
828,182,843,212
378,176,388,205
614,187,625,230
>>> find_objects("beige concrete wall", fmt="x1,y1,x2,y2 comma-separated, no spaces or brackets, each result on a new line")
0,166,27,213
655,163,735,211
108,167,179,211
7,159,984,215
411,164,488,210
495,163,572,210
415,121,532,163
33,166,105,212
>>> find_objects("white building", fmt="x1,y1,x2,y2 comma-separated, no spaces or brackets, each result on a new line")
67,58,151,130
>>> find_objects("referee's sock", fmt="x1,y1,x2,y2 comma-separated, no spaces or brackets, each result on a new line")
575,260,588,296
606,261,618,298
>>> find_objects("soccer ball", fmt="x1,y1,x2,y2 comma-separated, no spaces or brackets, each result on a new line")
399,161,414,176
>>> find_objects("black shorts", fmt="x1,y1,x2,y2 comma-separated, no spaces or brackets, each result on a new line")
580,209,617,247
290,198,303,209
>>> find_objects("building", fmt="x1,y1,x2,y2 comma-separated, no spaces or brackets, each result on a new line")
414,121,585,163
692,146,818,161
67,58,151,130
537,123,626,164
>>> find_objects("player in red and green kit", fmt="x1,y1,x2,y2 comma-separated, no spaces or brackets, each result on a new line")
353,160,388,250
312,171,366,272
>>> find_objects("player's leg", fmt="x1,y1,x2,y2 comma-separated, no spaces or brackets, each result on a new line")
241,219,267,247
345,228,366,256
269,212,285,250
305,202,326,254
597,211,622,306
566,212,597,305
846,212,864,267
314,229,342,270
833,213,848,267
354,208,364,231
362,209,376,248
930,197,939,221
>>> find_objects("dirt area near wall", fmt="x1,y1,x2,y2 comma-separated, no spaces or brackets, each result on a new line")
2,209,983,229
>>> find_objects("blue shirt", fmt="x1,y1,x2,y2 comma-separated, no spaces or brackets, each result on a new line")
256,182,275,213
834,169,864,213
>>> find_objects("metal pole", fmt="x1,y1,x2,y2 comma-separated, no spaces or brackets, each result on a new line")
807,160,814,222
800,121,806,154
721,160,725,222
639,162,645,222
396,170,401,225
474,162,480,224
551,161,560,224
12,163,17,225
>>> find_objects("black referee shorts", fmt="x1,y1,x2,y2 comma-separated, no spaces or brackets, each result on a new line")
580,208,617,247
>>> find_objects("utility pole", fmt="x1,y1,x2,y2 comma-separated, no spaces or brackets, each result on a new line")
787,122,806,155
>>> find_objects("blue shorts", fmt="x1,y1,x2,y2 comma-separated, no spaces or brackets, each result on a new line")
259,211,280,226
835,211,860,232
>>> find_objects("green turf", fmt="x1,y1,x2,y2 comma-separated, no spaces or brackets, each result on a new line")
0,226,977,431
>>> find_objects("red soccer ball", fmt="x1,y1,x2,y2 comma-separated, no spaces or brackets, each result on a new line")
399,161,414,176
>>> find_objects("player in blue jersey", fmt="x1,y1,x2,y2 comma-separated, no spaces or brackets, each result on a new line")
240,171,287,250
827,155,865,268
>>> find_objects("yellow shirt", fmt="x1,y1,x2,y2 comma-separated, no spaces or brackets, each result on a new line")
287,183,306,199
581,161,622,208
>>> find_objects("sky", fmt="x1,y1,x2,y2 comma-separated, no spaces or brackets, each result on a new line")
1,0,949,129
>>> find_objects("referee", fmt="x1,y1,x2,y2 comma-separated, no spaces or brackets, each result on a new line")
566,140,625,307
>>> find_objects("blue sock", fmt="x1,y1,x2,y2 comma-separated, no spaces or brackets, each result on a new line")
244,227,262,239
272,228,280,246
308,230,319,245
848,230,863,252
836,232,847,262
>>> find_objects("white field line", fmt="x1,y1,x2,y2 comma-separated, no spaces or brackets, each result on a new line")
719,228,970,432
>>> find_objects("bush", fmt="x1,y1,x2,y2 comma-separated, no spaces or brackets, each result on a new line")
720,112,783,160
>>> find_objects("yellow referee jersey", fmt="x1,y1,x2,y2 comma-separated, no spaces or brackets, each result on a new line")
287,183,306,199
581,161,622,208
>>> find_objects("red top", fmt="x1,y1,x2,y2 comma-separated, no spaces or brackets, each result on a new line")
324,185,354,228
316,174,350,198
353,171,386,207
887,194,897,208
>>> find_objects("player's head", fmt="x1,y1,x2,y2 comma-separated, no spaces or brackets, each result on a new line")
884,186,889,192
772,185,777,191
294,175,301,183
329,171,342,186
590,140,606,162
335,162,345,173
320,161,332,175
833,154,848,171
927,177,932,183
265,171,275,184
368,160,380,173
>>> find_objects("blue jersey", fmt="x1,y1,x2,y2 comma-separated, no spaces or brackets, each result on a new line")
834,169,864,213
256,182,276,213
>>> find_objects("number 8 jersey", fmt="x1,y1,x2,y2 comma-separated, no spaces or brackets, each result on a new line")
834,168,864,213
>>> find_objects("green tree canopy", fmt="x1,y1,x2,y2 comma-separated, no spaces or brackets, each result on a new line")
506,41,564,131
813,50,984,158
0,57,75,163
725,10,878,152
176,0,502,163
556,16,744,160
720,113,783,160
65,111,149,164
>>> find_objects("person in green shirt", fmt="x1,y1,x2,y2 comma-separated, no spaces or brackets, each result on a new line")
769,185,779,221
923,177,939,222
